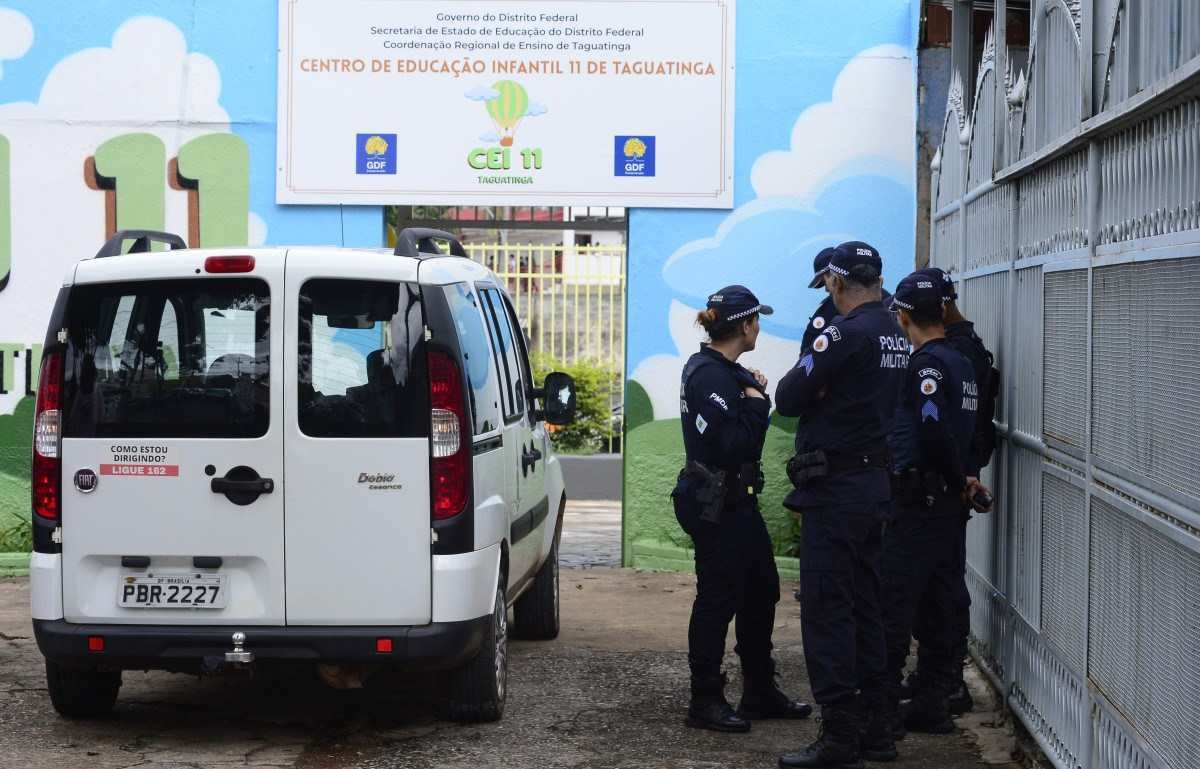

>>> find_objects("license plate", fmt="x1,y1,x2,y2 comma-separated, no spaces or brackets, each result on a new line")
118,574,228,609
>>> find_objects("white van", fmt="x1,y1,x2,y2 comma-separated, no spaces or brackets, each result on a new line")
29,229,577,722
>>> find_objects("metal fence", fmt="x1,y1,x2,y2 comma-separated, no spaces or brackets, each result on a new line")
466,243,627,452
930,3,1200,769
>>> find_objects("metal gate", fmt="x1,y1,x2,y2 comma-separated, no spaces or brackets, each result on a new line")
930,4,1200,769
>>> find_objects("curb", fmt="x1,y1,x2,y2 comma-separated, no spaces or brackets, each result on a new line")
0,552,29,577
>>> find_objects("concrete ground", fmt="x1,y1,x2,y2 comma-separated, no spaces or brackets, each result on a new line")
0,501,1017,769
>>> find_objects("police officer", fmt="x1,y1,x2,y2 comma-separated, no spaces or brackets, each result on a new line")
902,268,999,716
775,242,908,768
802,248,840,351
673,285,813,733
880,271,994,738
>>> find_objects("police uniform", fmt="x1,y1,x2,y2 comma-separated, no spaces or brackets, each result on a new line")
674,286,811,733
775,242,907,768
880,272,981,735
908,268,998,715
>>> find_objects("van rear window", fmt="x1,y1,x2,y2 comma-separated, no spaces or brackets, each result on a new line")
298,279,428,438
62,279,270,438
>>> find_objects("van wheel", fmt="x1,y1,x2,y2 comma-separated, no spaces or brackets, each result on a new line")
45,660,120,718
513,538,560,640
446,584,507,723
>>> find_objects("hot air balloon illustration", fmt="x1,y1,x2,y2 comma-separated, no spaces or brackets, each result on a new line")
485,80,529,147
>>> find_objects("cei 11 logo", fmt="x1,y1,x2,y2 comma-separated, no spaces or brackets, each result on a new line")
467,146,544,171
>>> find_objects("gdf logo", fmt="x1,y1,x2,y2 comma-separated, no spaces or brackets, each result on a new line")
356,133,397,175
614,135,656,177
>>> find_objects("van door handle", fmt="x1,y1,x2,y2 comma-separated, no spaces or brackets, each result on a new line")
212,478,274,494
211,466,274,505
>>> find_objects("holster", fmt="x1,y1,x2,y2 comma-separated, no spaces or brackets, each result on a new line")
891,468,949,508
786,450,828,489
671,460,728,531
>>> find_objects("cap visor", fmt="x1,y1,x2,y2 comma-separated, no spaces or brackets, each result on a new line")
807,271,827,289
757,304,774,316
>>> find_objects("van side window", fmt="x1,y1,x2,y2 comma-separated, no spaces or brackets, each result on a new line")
298,279,427,439
480,288,524,422
442,283,501,435
500,295,537,425
62,278,270,438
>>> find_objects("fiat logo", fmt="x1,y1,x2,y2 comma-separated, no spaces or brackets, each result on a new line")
74,468,98,493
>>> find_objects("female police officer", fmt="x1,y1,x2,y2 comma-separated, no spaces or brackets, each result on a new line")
673,285,812,732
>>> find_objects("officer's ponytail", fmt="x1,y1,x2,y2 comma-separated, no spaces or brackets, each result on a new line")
697,308,752,342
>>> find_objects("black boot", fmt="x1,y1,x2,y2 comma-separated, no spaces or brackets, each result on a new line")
738,660,813,720
778,701,863,768
947,678,974,715
857,688,898,762
687,673,751,733
902,686,955,734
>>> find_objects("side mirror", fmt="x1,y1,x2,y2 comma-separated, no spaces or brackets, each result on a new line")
538,372,576,425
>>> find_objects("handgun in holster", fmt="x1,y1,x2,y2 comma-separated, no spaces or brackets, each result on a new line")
786,450,828,489
892,468,948,508
685,460,728,524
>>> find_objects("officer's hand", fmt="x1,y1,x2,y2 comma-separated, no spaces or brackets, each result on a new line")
964,477,993,513
749,368,768,389
744,386,766,399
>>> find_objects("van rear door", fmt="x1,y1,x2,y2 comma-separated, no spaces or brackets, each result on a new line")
60,252,286,625
282,250,431,625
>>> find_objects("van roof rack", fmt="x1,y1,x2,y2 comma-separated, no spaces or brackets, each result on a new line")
96,230,188,258
393,228,467,259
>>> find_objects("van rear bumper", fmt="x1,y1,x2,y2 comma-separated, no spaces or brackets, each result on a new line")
33,615,489,671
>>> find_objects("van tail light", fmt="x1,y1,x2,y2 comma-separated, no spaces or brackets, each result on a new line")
428,349,468,520
32,351,64,521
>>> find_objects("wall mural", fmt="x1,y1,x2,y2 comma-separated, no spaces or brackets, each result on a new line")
0,1,919,567
0,5,378,551
622,2,918,573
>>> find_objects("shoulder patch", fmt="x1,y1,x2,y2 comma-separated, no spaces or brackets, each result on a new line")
920,377,938,395
917,367,944,380
813,335,829,353
812,315,826,329
825,325,842,341
695,413,708,434
708,392,729,411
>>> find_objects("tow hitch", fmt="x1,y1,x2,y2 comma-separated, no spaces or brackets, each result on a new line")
224,631,254,664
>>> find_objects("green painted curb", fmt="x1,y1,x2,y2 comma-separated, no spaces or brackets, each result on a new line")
629,538,800,581
0,552,28,577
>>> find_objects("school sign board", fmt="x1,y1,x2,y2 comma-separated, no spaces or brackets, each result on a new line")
276,0,735,208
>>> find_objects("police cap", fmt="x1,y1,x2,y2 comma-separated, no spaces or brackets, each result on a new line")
890,270,945,313
818,241,883,285
807,247,838,289
920,266,958,301
706,284,774,324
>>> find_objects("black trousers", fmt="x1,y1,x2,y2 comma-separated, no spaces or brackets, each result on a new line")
798,503,889,705
687,505,781,681
881,514,970,695
912,514,971,675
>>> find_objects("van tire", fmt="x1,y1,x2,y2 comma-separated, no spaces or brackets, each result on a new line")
45,661,120,718
513,538,560,640
445,584,507,723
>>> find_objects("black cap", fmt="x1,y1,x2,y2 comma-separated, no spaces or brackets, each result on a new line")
920,266,958,301
816,240,883,284
807,247,838,289
706,284,774,324
891,270,945,313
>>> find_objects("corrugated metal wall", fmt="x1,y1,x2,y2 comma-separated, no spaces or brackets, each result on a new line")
929,3,1200,768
